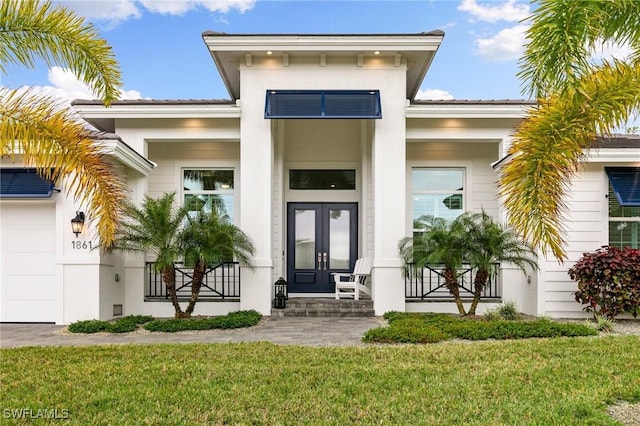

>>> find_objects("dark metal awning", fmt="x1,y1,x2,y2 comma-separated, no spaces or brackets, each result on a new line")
0,168,55,198
265,90,381,119
606,167,640,206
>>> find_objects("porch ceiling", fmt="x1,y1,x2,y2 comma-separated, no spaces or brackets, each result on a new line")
202,32,444,101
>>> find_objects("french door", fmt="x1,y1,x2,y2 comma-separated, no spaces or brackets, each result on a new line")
286,203,358,293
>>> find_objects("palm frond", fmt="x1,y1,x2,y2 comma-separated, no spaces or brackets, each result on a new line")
1,88,128,249
180,210,255,270
519,0,640,98
0,0,121,104
501,61,640,261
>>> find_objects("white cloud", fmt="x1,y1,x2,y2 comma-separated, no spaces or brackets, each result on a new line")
474,24,528,62
140,0,255,15
55,0,255,27
457,0,529,23
590,41,634,63
415,88,454,100
56,1,141,26
26,67,143,104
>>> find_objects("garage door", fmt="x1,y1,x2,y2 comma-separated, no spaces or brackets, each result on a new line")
1,203,57,322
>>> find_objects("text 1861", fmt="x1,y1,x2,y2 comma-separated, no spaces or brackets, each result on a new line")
71,241,93,250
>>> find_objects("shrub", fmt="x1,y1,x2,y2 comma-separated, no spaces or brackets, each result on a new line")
68,315,154,334
68,320,110,334
363,313,597,343
485,302,522,321
585,315,615,333
495,301,522,321
144,310,261,332
484,309,503,322
569,246,640,318
363,318,450,343
107,315,154,333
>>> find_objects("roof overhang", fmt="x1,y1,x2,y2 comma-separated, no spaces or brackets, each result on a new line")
93,133,156,176
72,99,239,133
407,100,535,119
202,31,444,101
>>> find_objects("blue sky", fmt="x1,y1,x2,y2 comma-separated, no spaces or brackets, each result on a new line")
2,0,543,102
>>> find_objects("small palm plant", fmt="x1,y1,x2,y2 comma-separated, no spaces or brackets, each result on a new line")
114,192,188,318
399,215,468,315
180,209,255,316
460,212,538,316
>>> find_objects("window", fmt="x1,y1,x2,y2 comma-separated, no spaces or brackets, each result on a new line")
608,168,640,249
183,169,234,220
412,168,465,233
289,169,356,190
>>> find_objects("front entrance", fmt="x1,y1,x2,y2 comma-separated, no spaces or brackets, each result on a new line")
287,203,358,293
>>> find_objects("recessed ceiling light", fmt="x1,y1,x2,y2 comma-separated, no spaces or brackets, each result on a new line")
374,51,380,55
267,50,273,55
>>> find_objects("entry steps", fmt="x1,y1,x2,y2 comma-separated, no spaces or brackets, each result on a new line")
271,297,375,318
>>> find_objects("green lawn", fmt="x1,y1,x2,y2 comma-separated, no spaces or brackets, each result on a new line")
1,337,639,425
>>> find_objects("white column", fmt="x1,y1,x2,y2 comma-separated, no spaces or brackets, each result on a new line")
239,91,274,315
371,95,406,315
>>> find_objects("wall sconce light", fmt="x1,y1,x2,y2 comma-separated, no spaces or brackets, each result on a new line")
71,211,85,237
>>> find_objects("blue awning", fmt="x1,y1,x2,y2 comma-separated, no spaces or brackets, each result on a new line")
0,168,55,198
265,90,381,119
606,167,640,206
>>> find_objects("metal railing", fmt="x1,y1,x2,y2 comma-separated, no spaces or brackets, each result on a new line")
405,263,501,301
145,261,241,300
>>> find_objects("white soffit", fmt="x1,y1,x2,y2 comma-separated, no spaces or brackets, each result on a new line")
406,102,533,119
202,32,445,100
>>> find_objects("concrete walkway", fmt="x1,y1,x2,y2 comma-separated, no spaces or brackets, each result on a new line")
0,317,384,349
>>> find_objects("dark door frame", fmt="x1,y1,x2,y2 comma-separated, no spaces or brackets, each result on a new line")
286,202,358,293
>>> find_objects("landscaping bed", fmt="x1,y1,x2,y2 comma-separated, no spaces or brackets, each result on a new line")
363,312,598,344
66,310,261,334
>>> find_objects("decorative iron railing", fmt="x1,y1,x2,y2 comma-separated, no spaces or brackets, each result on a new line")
405,263,501,301
145,262,241,300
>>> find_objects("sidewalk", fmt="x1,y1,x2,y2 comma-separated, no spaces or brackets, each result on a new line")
0,317,383,349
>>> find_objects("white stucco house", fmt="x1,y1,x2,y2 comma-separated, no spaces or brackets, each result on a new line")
1,31,639,324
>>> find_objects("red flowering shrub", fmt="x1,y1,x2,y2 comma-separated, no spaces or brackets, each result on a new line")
568,246,640,318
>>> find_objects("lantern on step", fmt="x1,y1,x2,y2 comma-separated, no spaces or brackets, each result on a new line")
273,277,288,309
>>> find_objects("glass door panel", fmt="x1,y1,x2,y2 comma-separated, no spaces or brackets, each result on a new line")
329,209,350,270
287,203,357,293
294,210,316,269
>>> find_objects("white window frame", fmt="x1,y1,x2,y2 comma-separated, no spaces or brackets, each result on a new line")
608,178,640,249
407,164,468,234
179,164,238,224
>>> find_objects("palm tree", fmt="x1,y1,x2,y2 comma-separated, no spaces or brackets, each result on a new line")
114,193,188,318
460,212,538,316
0,0,125,249
399,215,467,315
500,0,640,261
180,210,255,317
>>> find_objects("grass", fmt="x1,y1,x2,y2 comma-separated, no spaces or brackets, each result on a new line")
1,337,639,425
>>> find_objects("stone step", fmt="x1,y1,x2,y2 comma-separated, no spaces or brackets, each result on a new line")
271,298,375,318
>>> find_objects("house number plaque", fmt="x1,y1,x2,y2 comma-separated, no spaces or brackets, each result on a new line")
71,241,94,250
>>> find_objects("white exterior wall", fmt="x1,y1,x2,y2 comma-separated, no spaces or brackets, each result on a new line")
406,142,501,217
0,159,129,324
538,160,638,318
404,131,536,315
239,57,409,314
108,120,244,318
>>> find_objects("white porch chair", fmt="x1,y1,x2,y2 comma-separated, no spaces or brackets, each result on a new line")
333,257,373,300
